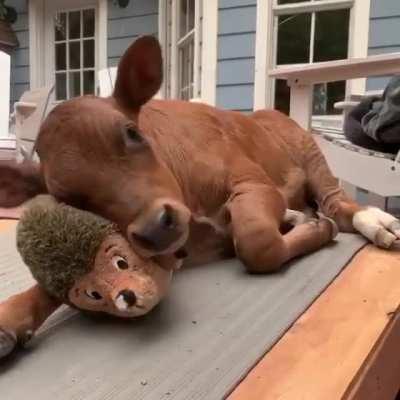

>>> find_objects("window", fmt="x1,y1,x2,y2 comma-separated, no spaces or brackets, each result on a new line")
54,8,96,101
253,0,370,113
274,0,350,115
28,0,107,100
162,0,202,100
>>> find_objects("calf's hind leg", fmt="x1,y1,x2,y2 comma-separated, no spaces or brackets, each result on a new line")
227,182,337,273
303,133,400,248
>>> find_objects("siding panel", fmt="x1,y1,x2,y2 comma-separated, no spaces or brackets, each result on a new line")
218,33,256,60
216,0,256,111
9,1,29,106
369,18,400,48
367,0,400,91
218,7,257,35
217,59,255,85
216,84,254,111
107,0,158,66
219,0,257,8
370,0,400,19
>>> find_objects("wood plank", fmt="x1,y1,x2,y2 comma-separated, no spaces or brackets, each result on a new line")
344,305,400,400
228,245,400,400
0,219,17,233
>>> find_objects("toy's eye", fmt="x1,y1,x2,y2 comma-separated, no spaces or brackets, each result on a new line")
112,255,129,270
85,290,102,300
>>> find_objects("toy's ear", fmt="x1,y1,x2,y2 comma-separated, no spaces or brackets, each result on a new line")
113,35,163,109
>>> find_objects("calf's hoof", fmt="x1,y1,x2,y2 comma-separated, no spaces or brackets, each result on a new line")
0,328,17,359
353,207,400,249
316,212,339,240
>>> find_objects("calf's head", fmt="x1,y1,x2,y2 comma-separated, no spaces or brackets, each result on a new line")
17,36,191,257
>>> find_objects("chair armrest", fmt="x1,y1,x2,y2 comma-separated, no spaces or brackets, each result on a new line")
269,53,400,85
334,100,360,111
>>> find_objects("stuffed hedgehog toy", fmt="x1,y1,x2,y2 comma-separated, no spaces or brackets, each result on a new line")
16,195,177,318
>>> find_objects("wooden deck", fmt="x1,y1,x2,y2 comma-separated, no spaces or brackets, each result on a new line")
229,245,400,400
1,219,399,399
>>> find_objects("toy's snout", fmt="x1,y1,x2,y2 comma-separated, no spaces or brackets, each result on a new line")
116,289,137,309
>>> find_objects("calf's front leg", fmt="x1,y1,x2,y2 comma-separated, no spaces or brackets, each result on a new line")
227,182,337,273
0,284,60,358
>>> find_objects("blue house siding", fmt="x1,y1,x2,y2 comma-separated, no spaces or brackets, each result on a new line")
216,0,256,112
9,0,29,106
367,0,400,91
107,0,158,67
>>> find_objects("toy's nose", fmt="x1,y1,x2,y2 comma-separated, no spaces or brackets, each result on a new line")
117,289,137,308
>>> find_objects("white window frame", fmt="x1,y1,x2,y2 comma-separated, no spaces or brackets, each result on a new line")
254,0,371,110
28,0,107,92
158,0,217,105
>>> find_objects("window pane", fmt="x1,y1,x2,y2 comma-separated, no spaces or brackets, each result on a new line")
314,9,350,62
83,40,95,68
69,41,81,69
55,13,67,41
188,0,195,31
313,81,346,115
83,9,95,37
55,43,66,71
69,11,81,39
69,71,81,97
55,73,67,100
277,13,311,65
179,0,188,37
83,70,95,95
275,79,291,115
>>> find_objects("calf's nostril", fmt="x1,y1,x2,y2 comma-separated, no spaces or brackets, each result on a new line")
119,289,137,307
159,205,175,229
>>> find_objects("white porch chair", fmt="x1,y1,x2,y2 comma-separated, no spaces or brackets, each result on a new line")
14,86,54,162
269,53,400,209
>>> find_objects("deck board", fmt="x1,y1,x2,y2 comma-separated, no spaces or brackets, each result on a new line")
228,246,400,400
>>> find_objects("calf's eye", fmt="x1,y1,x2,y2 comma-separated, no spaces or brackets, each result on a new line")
112,255,129,270
126,127,143,143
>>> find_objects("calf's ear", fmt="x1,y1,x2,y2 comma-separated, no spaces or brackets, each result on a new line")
113,35,163,109
0,160,47,208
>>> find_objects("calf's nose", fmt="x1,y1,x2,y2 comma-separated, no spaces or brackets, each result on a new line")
130,205,182,252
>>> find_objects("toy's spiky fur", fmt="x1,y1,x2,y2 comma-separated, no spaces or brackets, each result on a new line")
16,195,117,301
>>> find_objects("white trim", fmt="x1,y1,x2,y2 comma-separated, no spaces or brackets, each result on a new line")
29,0,45,89
193,0,202,98
254,0,370,110
170,0,179,98
158,0,168,98
200,0,217,105
254,0,274,110
97,0,108,72
0,51,10,138
158,0,217,104
29,0,107,92
273,0,354,15
348,0,371,96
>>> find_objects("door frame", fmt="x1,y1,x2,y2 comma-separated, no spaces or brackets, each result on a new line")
28,0,107,91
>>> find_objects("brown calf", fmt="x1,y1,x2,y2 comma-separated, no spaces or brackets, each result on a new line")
0,36,399,358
